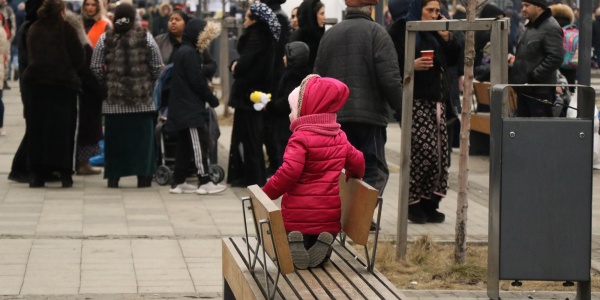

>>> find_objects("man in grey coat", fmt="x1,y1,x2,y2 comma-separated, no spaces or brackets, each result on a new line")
314,0,402,201
509,0,563,117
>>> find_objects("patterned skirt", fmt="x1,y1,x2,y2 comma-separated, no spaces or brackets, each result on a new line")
409,99,449,204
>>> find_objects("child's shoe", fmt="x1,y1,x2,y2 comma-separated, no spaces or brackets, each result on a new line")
169,182,197,194
288,231,309,269
196,182,227,194
308,232,334,267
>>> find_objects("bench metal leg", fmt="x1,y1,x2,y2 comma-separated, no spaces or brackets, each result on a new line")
259,219,281,300
223,278,235,300
241,197,253,269
364,196,383,272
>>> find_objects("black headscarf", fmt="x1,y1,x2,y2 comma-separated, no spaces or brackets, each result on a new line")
113,3,136,33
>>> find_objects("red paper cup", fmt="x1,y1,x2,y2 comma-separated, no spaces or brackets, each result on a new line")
421,50,434,59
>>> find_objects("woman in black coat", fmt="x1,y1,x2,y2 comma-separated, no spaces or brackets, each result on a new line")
23,0,85,188
227,2,280,187
388,0,460,224
288,0,324,71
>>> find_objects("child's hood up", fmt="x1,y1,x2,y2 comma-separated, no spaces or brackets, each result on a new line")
297,75,349,117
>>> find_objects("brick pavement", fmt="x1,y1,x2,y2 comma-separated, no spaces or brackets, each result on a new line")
0,83,599,299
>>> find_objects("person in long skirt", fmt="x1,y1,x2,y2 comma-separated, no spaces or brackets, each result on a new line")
91,3,163,188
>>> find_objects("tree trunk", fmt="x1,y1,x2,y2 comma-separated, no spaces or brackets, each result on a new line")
454,0,478,264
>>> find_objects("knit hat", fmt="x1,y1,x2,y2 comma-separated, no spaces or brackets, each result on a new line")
288,87,300,122
113,3,137,33
249,2,281,41
346,0,378,7
295,74,349,118
522,0,548,9
285,41,310,68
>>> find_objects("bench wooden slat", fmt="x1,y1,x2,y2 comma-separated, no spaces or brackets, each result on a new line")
308,267,351,300
332,245,402,299
471,114,491,134
245,237,306,300
324,256,379,299
247,185,295,275
339,174,380,245
222,238,262,300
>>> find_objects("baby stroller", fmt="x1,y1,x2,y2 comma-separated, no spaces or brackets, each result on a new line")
154,107,225,186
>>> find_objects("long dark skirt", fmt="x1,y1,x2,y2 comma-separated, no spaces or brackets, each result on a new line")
27,84,77,173
227,109,266,187
409,99,449,204
104,113,156,179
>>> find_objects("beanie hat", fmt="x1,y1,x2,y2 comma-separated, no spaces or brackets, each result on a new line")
113,3,137,33
345,0,378,7
523,0,548,9
288,87,300,122
285,41,310,68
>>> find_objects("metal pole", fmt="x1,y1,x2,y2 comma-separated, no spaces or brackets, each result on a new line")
577,0,592,87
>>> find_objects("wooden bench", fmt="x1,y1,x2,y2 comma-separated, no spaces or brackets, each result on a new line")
222,175,404,299
470,82,517,155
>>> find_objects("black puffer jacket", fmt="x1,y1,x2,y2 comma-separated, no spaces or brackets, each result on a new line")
228,22,276,111
166,19,219,133
509,8,564,94
314,13,402,127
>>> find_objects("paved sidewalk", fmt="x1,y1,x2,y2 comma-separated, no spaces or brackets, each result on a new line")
0,83,599,299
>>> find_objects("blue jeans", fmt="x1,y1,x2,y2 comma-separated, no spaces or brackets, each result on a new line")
340,122,389,195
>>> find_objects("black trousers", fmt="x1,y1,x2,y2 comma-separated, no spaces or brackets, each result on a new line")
340,122,389,195
172,126,211,185
227,109,266,187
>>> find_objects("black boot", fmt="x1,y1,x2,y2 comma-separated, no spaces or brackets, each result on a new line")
422,198,445,223
61,171,73,188
137,175,152,188
29,172,45,188
408,202,427,224
107,178,119,188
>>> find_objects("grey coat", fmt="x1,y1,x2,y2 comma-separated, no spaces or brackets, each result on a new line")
314,13,402,127
510,8,564,95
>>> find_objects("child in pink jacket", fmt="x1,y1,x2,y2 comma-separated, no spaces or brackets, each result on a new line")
262,74,365,269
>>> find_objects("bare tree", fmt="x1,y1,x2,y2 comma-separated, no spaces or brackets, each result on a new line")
454,0,479,264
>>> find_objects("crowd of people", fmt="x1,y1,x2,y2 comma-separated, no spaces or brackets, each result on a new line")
2,0,599,267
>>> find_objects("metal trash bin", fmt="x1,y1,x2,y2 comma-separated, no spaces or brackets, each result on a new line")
488,85,596,300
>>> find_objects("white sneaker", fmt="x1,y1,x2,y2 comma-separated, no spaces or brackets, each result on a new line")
169,182,198,194
196,182,227,195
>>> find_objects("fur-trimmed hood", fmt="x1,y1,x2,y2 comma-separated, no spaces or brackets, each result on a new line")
81,0,106,22
549,4,574,27
65,10,91,46
158,2,172,17
196,21,220,53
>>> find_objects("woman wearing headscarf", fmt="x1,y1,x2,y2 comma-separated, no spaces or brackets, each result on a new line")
8,0,44,183
91,3,163,188
65,10,105,176
81,0,111,47
227,2,280,187
23,0,85,188
388,0,460,223
288,0,324,70
473,3,513,83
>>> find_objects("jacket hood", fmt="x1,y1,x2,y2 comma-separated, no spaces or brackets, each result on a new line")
285,41,309,68
549,4,574,26
297,0,324,36
81,0,106,21
388,0,410,22
298,75,349,117
182,18,206,47
25,0,44,21
37,0,65,19
65,10,91,46
479,3,504,18
158,2,173,17
196,21,220,53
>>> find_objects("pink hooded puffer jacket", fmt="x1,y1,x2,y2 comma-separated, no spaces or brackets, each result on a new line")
262,75,365,235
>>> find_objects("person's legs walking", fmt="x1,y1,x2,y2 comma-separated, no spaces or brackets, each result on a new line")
190,126,226,194
170,128,196,194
